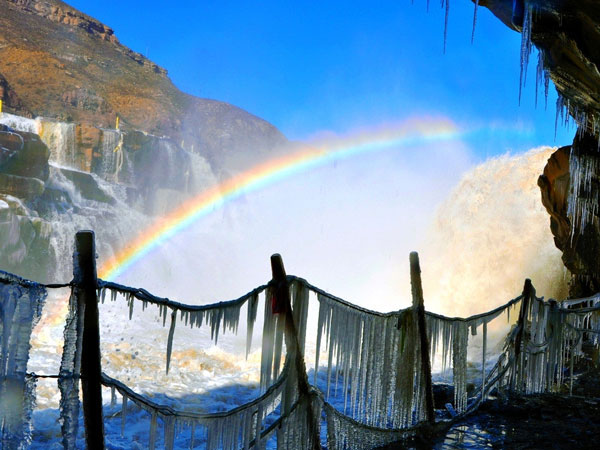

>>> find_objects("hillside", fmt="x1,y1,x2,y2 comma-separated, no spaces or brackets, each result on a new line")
0,0,287,169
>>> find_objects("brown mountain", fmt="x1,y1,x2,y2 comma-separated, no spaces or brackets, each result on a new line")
0,0,287,169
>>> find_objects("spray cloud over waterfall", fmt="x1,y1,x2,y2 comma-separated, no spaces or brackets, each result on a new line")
420,147,569,317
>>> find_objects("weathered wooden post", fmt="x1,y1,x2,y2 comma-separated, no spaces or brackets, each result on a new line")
270,254,321,450
75,231,105,449
409,252,436,424
512,278,533,391
514,279,533,358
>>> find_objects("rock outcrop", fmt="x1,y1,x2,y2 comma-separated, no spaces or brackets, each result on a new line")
478,1,600,296
0,125,50,180
538,145,570,253
0,0,287,170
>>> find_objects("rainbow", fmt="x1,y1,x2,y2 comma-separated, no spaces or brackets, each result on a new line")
98,118,463,280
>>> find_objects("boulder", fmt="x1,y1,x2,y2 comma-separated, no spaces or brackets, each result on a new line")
0,172,44,199
0,193,54,281
58,167,115,205
0,128,50,180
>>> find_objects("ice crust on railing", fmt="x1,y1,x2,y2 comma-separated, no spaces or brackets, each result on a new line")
313,291,425,428
277,393,321,450
260,285,285,391
102,356,290,450
501,295,600,395
0,273,46,449
324,401,413,450
425,296,521,414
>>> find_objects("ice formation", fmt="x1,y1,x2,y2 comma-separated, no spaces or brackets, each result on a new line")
101,354,290,450
567,146,600,241
518,1,534,104
0,272,46,449
277,393,322,450
58,288,84,450
312,285,430,428
324,401,411,450
471,0,480,43
98,281,265,377
5,262,599,448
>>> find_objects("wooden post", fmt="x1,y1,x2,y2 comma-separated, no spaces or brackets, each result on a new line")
75,231,105,450
512,278,533,392
409,252,436,424
514,279,533,359
270,254,321,450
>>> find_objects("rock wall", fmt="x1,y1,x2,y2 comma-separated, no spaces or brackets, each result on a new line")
0,114,217,281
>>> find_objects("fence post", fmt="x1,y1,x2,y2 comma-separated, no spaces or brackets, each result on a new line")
75,231,105,450
270,254,321,450
409,252,436,424
512,278,533,391
514,278,533,358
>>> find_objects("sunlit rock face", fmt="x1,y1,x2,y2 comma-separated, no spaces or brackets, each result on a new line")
0,0,288,171
538,145,570,256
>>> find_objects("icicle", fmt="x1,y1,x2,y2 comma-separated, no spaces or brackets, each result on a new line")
471,0,479,43
292,281,309,354
129,296,134,320
246,293,258,358
482,321,487,400
162,305,168,327
166,309,177,374
190,421,196,450
20,375,37,448
518,1,533,104
260,287,279,390
452,321,468,413
164,416,176,450
58,288,82,450
443,0,450,53
121,394,128,436
148,411,158,450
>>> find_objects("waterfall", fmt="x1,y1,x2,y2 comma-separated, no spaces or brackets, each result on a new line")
38,120,77,170
0,112,39,134
95,129,123,183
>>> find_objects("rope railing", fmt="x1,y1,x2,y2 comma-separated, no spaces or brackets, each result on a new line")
3,232,600,449
101,357,291,422
98,279,268,315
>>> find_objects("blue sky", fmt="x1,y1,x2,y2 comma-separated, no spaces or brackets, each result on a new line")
68,0,574,158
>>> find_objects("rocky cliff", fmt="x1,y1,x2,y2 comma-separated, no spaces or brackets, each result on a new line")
0,0,287,170
478,0,600,296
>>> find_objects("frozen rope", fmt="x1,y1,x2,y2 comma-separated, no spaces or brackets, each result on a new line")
0,270,72,289
425,294,523,323
98,279,266,314
101,356,292,449
560,293,600,308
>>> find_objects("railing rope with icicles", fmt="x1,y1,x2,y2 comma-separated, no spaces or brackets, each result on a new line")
1,230,600,449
